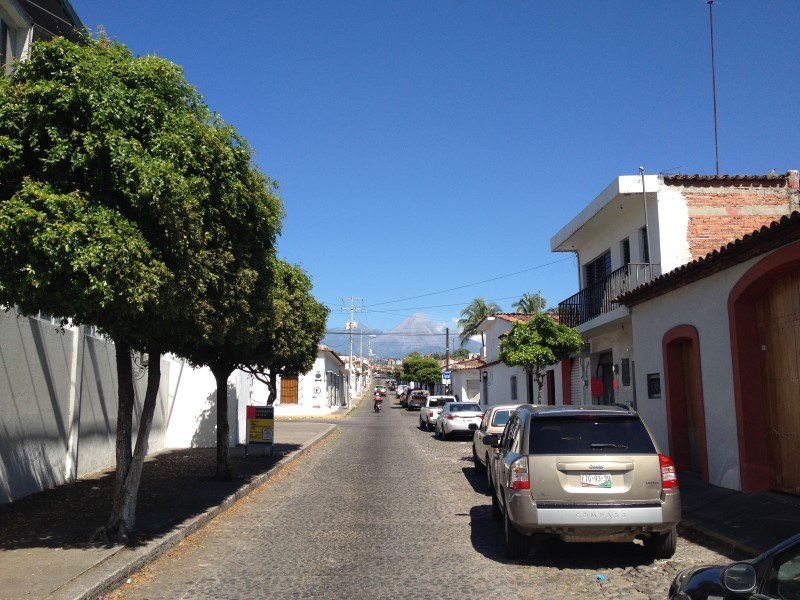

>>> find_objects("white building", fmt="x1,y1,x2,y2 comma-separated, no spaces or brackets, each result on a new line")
258,345,348,417
550,171,800,409
619,211,800,495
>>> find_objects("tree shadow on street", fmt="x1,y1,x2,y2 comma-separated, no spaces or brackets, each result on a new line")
0,444,299,550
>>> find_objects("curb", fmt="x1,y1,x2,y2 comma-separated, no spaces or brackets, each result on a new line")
678,519,760,559
50,424,338,600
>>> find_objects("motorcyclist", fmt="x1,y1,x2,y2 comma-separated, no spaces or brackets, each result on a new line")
373,391,382,412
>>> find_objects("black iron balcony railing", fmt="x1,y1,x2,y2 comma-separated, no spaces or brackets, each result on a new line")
558,263,660,328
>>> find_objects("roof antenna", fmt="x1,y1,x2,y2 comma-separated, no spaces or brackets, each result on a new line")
708,0,720,176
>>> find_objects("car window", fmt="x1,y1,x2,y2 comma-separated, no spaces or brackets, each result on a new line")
528,416,656,454
491,410,512,428
434,398,447,407
451,403,481,412
501,416,517,451
764,544,800,599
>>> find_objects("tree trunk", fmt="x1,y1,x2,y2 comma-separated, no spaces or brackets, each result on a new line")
535,367,545,405
103,347,161,543
212,364,233,480
265,367,277,405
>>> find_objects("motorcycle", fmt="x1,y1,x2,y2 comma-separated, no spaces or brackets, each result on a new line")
373,396,382,412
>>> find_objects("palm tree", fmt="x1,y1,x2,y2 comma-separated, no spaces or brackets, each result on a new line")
512,292,546,315
458,297,501,345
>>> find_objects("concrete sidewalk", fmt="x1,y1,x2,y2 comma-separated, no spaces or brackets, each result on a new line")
0,421,338,600
679,471,800,557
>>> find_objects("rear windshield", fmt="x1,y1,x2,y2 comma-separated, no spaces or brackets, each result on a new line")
431,398,448,407
528,416,656,454
491,410,513,427
411,392,427,399
451,403,481,412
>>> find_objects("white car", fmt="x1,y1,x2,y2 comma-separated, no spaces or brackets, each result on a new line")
418,395,456,431
472,404,521,472
434,402,483,440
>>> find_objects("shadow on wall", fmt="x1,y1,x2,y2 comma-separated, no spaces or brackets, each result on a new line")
0,428,63,504
190,382,236,448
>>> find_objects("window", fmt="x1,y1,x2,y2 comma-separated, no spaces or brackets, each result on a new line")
640,226,650,263
621,238,631,266
510,375,517,400
528,416,656,455
584,250,611,288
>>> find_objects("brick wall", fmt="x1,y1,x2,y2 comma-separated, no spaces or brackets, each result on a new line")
680,175,799,259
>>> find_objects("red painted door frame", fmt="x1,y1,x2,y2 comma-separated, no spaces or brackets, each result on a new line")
729,242,800,492
662,325,709,482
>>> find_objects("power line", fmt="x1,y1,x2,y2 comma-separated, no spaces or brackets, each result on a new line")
363,257,572,308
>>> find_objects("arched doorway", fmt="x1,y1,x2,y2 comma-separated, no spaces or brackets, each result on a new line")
662,325,709,481
729,243,800,493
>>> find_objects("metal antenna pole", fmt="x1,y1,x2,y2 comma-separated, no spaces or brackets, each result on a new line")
708,0,720,176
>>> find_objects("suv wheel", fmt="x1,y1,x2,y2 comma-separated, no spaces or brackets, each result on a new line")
644,528,677,559
440,428,448,441
504,508,529,559
419,417,425,430
426,421,433,432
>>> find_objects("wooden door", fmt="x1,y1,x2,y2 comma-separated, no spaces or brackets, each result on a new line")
681,341,704,473
756,271,800,494
281,376,299,404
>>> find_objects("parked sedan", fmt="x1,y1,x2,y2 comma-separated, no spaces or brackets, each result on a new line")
669,532,800,600
434,402,483,440
472,404,520,472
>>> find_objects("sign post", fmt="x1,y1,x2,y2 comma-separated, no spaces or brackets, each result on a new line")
245,405,274,457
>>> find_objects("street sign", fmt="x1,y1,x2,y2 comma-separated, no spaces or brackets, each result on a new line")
442,370,452,380
246,405,274,456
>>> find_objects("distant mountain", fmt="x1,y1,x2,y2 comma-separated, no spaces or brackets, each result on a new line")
322,315,480,359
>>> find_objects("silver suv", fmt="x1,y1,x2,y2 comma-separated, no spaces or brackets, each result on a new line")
484,405,680,559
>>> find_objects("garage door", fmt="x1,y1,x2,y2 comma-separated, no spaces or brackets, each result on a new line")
756,270,800,494
570,358,583,406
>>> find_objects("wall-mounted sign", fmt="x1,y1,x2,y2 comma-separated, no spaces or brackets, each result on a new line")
647,373,661,399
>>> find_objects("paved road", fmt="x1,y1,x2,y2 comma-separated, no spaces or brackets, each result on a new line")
108,396,734,599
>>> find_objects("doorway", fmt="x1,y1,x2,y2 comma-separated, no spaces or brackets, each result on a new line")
663,325,708,481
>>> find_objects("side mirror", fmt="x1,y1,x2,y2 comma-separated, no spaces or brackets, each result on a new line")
720,563,757,595
483,434,500,447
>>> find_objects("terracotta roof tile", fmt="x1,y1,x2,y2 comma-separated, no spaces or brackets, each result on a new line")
663,171,798,188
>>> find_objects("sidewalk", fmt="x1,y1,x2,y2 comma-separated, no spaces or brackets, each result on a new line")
0,421,338,600
679,471,800,557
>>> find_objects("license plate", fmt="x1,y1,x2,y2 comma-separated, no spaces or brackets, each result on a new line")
580,472,612,488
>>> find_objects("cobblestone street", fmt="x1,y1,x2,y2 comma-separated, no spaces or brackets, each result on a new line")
109,398,739,599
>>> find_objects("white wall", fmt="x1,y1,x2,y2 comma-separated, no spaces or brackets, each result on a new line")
1,311,248,504
629,256,763,491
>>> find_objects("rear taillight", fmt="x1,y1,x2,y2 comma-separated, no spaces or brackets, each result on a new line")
509,456,530,490
446,415,456,420
659,454,678,489
428,411,435,418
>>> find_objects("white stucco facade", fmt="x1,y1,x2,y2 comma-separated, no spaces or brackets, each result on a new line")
627,256,763,491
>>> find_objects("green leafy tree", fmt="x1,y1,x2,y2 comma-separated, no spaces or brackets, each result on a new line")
458,297,500,345
0,36,276,540
499,313,584,404
402,353,442,388
512,292,546,315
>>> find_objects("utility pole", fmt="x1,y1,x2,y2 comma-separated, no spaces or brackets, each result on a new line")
708,0,720,175
341,296,363,405
445,327,450,369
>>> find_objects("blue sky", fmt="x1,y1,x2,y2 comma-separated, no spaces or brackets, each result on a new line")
70,1,800,336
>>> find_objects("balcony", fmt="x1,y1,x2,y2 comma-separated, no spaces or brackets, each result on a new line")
558,263,660,328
